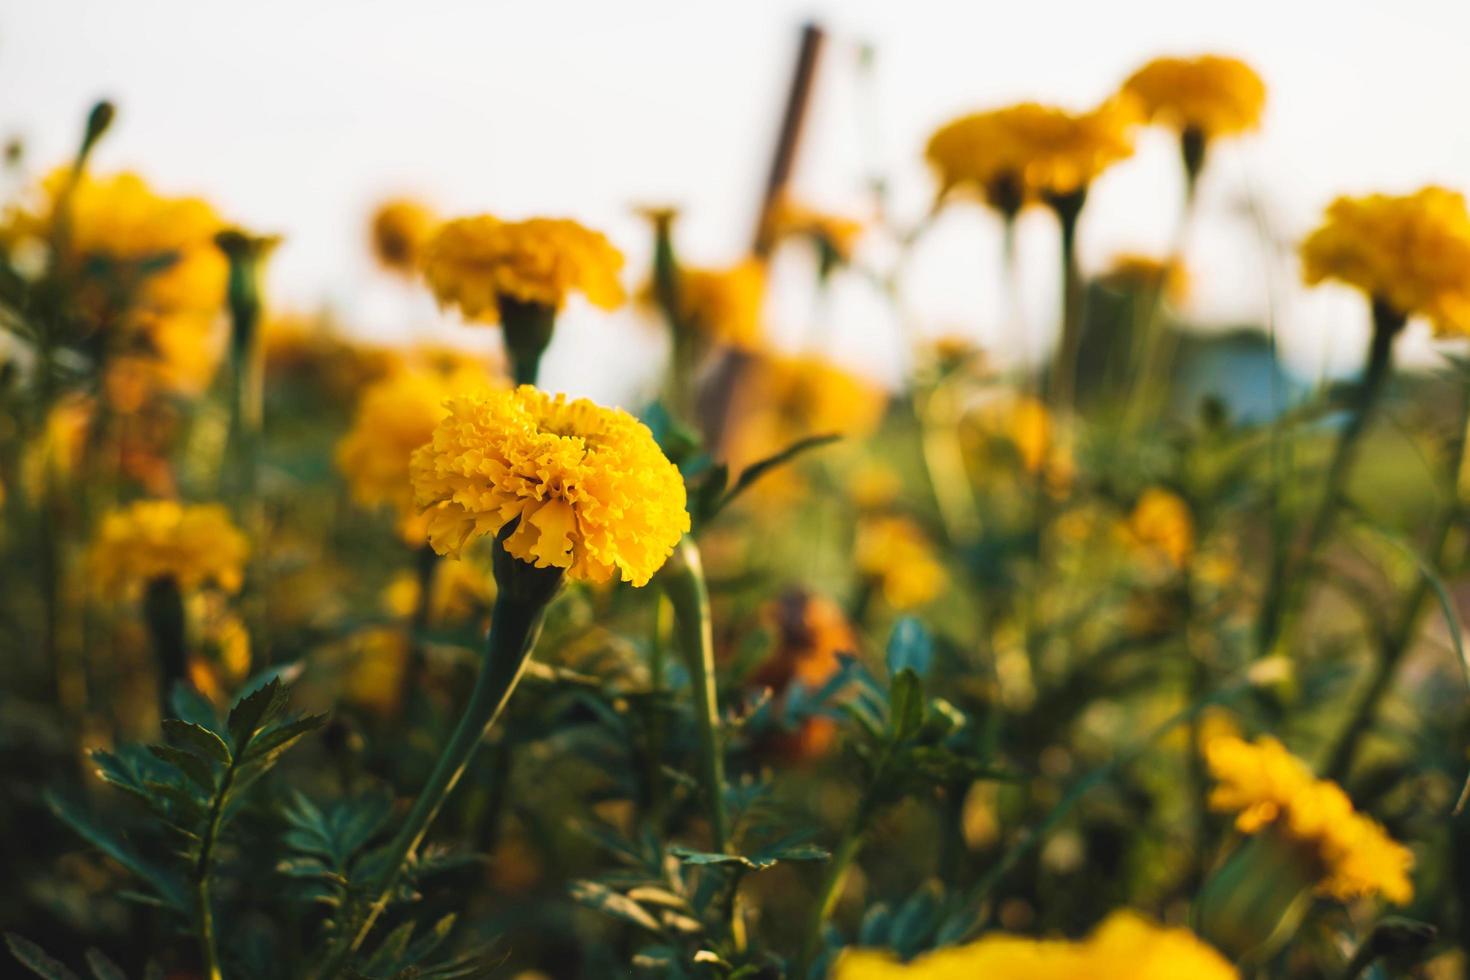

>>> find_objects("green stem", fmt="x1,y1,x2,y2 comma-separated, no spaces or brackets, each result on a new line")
916,382,981,544
499,297,556,387
314,575,553,977
797,806,868,976
1047,189,1086,412
1255,302,1404,658
659,538,728,852
192,751,238,980
143,574,187,716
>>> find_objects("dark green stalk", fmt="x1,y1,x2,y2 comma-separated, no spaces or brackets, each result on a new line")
142,574,187,716
797,782,877,976
499,297,556,387
215,231,275,516
1047,188,1087,412
192,744,240,980
1255,302,1405,659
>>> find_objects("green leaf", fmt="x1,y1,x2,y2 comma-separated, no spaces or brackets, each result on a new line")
712,433,841,516
5,934,80,980
691,462,730,525
569,880,664,935
886,618,934,678
162,719,231,765
147,744,216,795
400,914,458,969
360,920,416,976
83,950,126,980
889,668,925,742
239,713,328,768
227,677,289,751
168,684,222,735
44,791,187,911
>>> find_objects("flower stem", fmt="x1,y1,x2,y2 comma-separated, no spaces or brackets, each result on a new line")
314,576,552,977
192,747,240,980
1254,302,1404,659
143,574,187,717
1047,189,1087,413
797,807,867,977
499,297,556,387
659,538,729,852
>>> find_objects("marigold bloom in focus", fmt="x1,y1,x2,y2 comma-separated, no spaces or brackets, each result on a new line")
370,197,438,275
409,385,689,586
835,909,1236,979
336,362,492,542
1206,735,1414,903
642,259,765,349
926,100,1138,211
1300,187,1470,337
91,500,249,599
419,215,625,323
1124,487,1195,570
854,515,946,610
1123,55,1266,141
0,168,228,394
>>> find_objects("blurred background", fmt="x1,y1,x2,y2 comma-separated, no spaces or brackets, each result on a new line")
6,0,1470,404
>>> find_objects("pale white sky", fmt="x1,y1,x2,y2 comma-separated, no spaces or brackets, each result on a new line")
5,0,1470,404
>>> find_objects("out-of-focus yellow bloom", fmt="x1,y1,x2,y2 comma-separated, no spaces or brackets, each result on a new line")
342,627,409,717
965,395,1073,494
1300,187,1470,337
766,197,865,266
1206,735,1414,904
1124,488,1195,570
1100,253,1190,304
835,910,1236,979
370,197,437,275
91,500,249,598
1123,55,1266,141
381,556,495,625
854,515,946,610
642,259,765,349
0,168,228,395
336,363,492,542
748,590,858,763
22,396,91,498
410,386,689,586
926,100,1138,210
851,462,904,512
420,215,625,323
723,354,887,498
263,312,403,399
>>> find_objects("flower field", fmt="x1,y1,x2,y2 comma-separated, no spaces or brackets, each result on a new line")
1,24,1468,980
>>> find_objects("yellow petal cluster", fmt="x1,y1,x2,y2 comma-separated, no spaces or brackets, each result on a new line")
0,168,228,395
835,910,1236,980
370,197,438,275
1123,55,1265,140
91,500,249,598
1300,187,1470,336
964,395,1073,493
926,100,1138,207
420,215,625,323
335,362,493,541
1100,253,1190,304
409,385,689,586
644,260,766,349
767,197,866,264
1206,735,1414,903
854,515,946,610
1124,487,1195,570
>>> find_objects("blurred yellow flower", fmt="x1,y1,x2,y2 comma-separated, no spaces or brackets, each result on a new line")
642,259,765,349
767,197,865,266
91,500,249,599
410,385,689,586
926,100,1138,211
855,515,946,610
381,556,495,625
1300,187,1470,336
336,362,492,542
263,312,401,399
420,215,625,323
342,627,409,717
1206,735,1414,903
1100,253,1190,304
1,168,228,395
22,395,92,498
851,462,904,512
370,197,438,275
749,590,858,763
965,395,1073,493
1123,55,1266,141
1124,487,1195,570
835,910,1236,979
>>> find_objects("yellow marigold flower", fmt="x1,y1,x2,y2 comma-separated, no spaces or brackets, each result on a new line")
1100,253,1190,304
766,197,865,266
854,515,946,610
642,259,766,349
1124,487,1195,570
1206,735,1414,903
1123,55,1266,141
91,500,249,599
409,386,689,586
370,197,438,275
336,363,492,542
1300,187,1470,337
1,168,228,394
926,100,1138,211
835,909,1236,979
381,556,495,625
420,215,625,323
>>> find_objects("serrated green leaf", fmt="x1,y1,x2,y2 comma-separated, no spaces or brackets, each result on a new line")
168,684,222,735
240,713,327,767
5,933,80,980
147,745,216,795
162,719,231,765
227,677,288,751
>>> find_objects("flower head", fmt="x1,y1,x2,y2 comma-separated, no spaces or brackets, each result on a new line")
420,215,625,323
1123,55,1266,140
1100,253,1190,304
766,197,866,266
91,500,249,598
926,100,1138,211
835,910,1236,979
370,197,437,275
1206,735,1414,903
1124,487,1195,570
854,515,946,610
410,386,689,586
1300,187,1470,336
643,259,765,349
